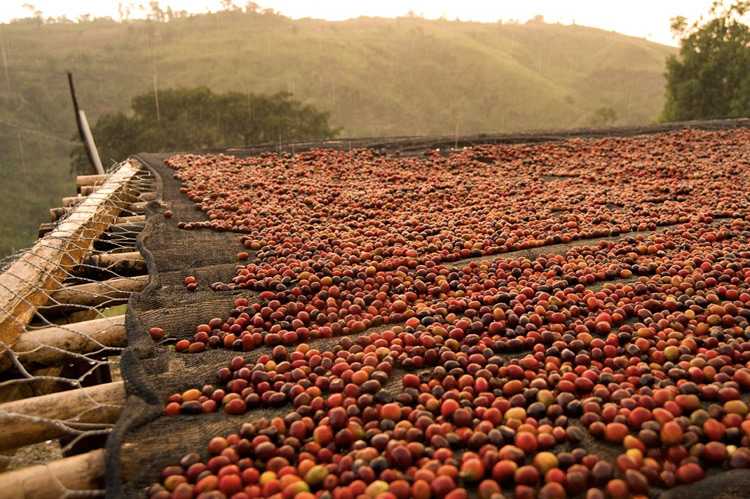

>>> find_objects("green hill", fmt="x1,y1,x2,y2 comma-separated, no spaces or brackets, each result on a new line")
0,11,675,256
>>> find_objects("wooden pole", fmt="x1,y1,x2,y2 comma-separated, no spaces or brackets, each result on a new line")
48,275,147,310
61,196,84,207
115,215,146,225
10,315,127,367
0,382,124,451
75,174,107,188
86,251,146,271
128,201,148,213
68,72,99,177
78,110,104,175
0,448,104,498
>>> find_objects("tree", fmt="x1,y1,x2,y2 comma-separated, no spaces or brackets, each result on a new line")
661,1,750,121
71,87,339,172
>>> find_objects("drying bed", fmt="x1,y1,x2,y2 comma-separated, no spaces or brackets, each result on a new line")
110,123,750,498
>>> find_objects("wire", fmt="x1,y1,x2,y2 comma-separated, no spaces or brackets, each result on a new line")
0,119,79,146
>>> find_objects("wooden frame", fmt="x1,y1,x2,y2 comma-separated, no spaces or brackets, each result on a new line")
0,162,139,358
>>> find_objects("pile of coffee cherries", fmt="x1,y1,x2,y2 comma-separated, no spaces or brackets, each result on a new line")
149,129,750,498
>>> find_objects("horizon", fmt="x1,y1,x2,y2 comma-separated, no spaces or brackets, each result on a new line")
1,0,719,47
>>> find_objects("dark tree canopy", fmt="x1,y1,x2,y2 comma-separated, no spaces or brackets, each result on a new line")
661,1,750,122
72,87,339,171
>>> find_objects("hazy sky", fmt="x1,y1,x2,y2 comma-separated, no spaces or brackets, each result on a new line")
3,0,716,46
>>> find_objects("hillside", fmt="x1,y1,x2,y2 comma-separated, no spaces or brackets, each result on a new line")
0,11,675,256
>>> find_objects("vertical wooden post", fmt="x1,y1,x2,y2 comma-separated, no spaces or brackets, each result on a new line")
78,110,105,175
67,72,100,175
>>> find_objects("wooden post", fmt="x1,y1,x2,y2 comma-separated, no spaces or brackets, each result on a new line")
10,315,127,367
78,110,104,175
0,448,104,498
68,72,100,177
86,251,146,270
48,275,148,310
61,195,84,207
0,162,139,360
75,174,107,188
0,381,124,450
128,201,148,213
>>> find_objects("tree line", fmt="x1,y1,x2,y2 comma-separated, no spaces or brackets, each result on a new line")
71,88,339,172
662,0,749,121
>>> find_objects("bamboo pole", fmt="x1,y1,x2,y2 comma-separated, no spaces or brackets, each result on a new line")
0,162,139,357
0,381,124,450
11,315,126,367
0,448,104,498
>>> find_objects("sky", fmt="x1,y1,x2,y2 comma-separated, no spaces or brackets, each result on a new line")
2,0,717,46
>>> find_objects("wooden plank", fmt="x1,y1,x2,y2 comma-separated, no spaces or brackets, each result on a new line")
11,315,127,367
0,162,139,357
0,449,104,498
0,381,124,451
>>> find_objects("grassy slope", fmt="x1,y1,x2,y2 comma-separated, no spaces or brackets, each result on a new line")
0,12,674,256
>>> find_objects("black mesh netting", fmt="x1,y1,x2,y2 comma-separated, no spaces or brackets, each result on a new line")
106,119,750,498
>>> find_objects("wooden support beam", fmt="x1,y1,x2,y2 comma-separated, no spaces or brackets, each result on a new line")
85,251,145,272
11,315,126,367
61,196,85,208
128,201,147,213
75,174,106,188
48,275,147,310
48,207,69,222
80,185,99,196
0,381,124,451
118,215,146,224
0,449,104,498
0,162,139,359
